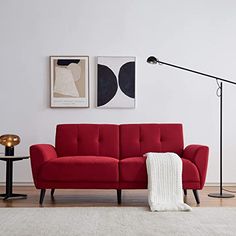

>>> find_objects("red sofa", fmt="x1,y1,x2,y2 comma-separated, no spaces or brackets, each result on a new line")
30,124,209,205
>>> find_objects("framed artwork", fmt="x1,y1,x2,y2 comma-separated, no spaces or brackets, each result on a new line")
97,56,136,108
50,56,89,108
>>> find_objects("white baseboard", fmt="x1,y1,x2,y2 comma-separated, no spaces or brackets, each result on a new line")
0,182,236,187
205,183,236,187
0,182,34,186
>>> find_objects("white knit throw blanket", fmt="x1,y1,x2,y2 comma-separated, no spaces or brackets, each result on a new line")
145,152,192,212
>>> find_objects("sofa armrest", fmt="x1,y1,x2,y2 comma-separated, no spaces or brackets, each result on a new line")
30,144,58,185
183,144,209,189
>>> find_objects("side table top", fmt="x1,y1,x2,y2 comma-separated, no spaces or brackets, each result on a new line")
0,155,30,160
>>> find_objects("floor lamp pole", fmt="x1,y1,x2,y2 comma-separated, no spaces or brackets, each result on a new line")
220,82,223,196
147,56,235,198
208,82,234,198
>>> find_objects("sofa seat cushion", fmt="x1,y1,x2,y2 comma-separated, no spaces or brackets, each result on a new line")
120,157,147,182
38,156,119,182
120,156,200,183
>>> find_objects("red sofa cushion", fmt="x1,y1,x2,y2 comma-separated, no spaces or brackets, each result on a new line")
38,156,119,182
120,124,184,158
120,156,200,183
120,157,147,182
55,124,119,158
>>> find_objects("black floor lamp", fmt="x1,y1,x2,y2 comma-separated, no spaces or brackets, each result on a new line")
147,56,235,198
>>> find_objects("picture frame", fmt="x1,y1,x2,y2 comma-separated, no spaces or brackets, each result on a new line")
97,56,136,108
50,56,89,108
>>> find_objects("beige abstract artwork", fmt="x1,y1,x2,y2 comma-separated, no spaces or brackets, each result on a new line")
50,56,89,107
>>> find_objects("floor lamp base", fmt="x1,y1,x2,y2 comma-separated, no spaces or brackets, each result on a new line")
208,193,235,198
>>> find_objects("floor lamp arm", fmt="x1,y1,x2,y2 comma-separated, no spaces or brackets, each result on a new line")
156,59,236,86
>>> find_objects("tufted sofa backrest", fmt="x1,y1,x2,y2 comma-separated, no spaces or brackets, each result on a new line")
119,124,184,158
56,124,119,158
55,123,184,159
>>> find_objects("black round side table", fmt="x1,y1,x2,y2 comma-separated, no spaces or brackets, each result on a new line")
0,155,29,200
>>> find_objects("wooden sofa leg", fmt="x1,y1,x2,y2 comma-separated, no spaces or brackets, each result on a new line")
183,189,187,196
117,189,121,204
51,189,55,198
193,190,200,204
39,189,46,205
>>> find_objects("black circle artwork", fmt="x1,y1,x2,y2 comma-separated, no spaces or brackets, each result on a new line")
118,62,135,98
97,64,118,106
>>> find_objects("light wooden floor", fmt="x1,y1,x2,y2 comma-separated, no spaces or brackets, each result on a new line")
0,186,236,207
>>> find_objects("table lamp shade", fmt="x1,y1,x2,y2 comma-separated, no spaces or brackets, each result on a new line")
0,134,20,156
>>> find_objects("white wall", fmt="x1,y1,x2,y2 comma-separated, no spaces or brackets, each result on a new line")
1,0,236,184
